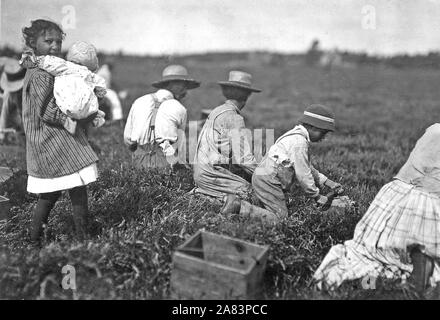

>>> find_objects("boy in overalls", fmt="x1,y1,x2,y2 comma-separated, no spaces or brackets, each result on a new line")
221,104,344,223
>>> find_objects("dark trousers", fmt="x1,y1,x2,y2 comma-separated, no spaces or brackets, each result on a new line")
133,143,170,169
30,186,89,243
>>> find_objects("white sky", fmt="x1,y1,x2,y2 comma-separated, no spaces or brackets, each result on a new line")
1,0,440,56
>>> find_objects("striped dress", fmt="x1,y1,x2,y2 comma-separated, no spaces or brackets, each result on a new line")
22,68,98,193
313,124,440,289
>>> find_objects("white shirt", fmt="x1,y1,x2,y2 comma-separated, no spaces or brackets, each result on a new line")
267,124,328,198
395,123,440,196
123,89,187,155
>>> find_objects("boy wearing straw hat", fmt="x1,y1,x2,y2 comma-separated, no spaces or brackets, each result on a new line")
124,64,200,168
221,104,344,223
0,57,26,143
193,70,260,200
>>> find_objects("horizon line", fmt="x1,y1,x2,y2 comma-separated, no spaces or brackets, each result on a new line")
1,43,440,59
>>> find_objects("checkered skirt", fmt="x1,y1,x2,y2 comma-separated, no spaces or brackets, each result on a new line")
313,179,440,288
354,178,440,257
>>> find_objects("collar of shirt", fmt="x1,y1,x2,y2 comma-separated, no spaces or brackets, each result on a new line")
296,124,311,143
225,100,242,115
155,89,174,102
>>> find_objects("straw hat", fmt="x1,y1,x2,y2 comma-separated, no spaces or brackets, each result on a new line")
218,70,261,93
299,104,335,132
66,41,99,72
0,58,26,93
152,65,200,89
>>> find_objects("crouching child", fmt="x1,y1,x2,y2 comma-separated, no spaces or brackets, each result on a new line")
221,104,344,223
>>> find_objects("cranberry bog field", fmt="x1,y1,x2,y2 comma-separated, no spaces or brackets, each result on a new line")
0,55,438,299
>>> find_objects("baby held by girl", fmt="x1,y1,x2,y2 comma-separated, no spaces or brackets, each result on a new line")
20,40,106,134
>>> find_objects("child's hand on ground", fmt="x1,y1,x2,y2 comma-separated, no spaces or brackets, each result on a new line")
325,179,344,194
315,194,328,205
315,194,331,211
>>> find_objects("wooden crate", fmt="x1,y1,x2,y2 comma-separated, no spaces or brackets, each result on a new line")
0,196,10,220
170,230,269,300
0,167,13,183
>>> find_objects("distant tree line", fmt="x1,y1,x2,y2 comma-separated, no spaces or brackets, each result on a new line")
337,51,440,69
2,45,440,69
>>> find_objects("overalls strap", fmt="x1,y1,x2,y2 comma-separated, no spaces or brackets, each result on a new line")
146,93,161,144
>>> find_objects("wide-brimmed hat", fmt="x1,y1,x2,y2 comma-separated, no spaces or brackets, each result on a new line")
299,104,335,132
218,70,261,93
0,57,26,93
66,41,99,72
152,65,200,89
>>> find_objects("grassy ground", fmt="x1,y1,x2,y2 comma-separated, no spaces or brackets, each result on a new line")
0,56,439,299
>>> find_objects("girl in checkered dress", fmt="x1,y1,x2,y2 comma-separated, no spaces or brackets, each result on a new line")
314,123,440,294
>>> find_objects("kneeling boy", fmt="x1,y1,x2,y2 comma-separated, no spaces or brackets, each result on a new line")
221,104,343,223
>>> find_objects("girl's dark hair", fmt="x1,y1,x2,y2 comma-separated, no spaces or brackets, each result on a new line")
220,86,251,102
22,19,65,48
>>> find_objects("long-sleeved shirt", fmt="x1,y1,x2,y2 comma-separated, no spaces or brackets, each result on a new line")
25,55,106,120
123,89,187,155
266,124,328,198
195,100,258,175
22,68,98,178
193,100,257,198
395,123,440,196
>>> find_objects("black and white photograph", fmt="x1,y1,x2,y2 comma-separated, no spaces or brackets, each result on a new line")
1,0,440,306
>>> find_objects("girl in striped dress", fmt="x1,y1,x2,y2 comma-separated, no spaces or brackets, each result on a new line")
21,20,99,245
20,41,107,135
314,123,440,294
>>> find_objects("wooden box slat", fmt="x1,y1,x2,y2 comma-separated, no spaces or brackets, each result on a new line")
202,232,266,272
0,196,10,220
170,230,269,300
0,167,13,183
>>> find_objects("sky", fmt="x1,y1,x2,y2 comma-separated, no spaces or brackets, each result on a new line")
1,0,440,56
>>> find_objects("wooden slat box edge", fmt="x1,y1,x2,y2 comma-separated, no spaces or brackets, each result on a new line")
0,195,11,220
171,251,268,299
170,230,270,299
176,230,270,274
171,252,251,299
